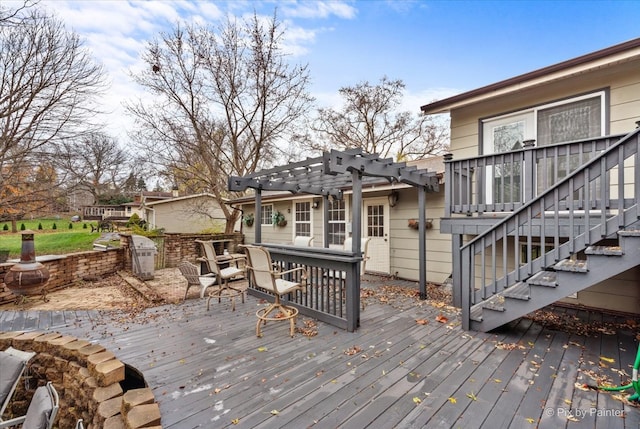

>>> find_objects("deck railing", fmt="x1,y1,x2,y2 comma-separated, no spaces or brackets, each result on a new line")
444,133,626,217
458,128,640,329
247,244,363,332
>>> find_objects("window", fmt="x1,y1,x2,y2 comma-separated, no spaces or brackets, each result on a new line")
483,91,606,203
367,204,384,237
294,201,311,236
260,205,273,226
327,199,346,245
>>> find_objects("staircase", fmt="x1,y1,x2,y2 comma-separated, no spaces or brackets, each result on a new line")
459,128,640,332
470,230,640,331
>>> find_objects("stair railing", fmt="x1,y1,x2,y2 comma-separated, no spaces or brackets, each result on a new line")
458,128,640,329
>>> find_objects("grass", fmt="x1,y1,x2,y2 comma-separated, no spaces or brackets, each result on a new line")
0,217,110,258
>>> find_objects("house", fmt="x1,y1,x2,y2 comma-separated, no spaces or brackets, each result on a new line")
232,154,450,285
144,193,231,233
421,37,640,331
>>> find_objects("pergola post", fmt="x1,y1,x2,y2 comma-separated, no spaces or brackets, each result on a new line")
418,186,427,299
255,189,262,244
322,194,330,248
351,170,362,253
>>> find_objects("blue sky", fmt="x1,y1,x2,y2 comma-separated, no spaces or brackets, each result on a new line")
26,0,640,139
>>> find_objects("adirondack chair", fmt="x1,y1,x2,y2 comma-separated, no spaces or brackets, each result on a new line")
243,245,307,337
177,261,217,300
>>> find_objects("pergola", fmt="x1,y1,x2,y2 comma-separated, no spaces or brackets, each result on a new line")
229,148,440,298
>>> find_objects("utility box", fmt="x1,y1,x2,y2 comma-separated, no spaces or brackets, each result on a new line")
131,235,157,280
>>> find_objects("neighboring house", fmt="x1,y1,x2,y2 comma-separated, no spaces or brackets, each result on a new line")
82,191,175,221
421,37,640,331
233,156,450,285
144,193,231,233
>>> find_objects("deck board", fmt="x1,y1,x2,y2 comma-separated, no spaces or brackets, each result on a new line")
1,277,639,429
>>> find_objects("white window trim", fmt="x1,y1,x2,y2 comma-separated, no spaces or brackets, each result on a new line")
260,204,274,226
293,200,313,239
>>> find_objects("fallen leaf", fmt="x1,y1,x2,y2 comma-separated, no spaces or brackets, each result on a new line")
563,399,572,405
231,418,240,425
466,392,477,401
258,347,268,352
448,397,457,404
493,379,502,383
416,319,429,325
270,410,279,415
413,397,422,404
435,314,448,323
567,415,579,422
600,356,615,363
525,417,535,424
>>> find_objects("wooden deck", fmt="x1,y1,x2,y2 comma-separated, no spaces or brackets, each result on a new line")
1,276,639,428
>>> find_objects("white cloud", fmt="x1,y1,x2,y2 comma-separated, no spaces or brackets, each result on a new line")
280,1,357,19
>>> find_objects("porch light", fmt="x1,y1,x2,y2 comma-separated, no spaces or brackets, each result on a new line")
388,191,399,208
312,199,320,209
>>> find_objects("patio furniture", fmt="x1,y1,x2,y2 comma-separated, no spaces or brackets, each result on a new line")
343,237,371,275
293,236,314,247
177,261,217,300
194,240,247,311
0,347,36,421
243,245,307,337
0,381,59,429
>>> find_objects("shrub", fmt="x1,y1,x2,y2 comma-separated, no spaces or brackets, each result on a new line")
127,213,142,227
83,223,87,229
52,223,57,230
20,223,25,230
69,223,73,229
38,223,43,230
3,224,8,231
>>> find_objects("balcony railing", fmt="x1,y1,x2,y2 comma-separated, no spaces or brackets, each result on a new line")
457,128,640,329
247,244,363,332
444,133,627,217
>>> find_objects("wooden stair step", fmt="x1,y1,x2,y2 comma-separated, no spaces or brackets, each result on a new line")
527,271,558,287
554,259,588,273
585,245,623,256
470,303,483,322
502,282,530,300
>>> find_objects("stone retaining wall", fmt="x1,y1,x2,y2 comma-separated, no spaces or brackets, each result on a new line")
0,330,161,429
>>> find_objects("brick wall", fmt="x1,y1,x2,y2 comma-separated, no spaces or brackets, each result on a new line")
0,232,244,305
0,249,124,306
0,331,161,429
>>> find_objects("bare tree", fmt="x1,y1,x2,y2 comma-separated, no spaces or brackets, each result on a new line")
0,0,38,26
55,133,131,205
308,77,448,161
127,12,313,233
0,9,107,229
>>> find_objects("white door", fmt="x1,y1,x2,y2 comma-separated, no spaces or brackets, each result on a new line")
364,198,390,274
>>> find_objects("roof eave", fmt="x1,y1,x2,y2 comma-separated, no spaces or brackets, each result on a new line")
421,37,640,114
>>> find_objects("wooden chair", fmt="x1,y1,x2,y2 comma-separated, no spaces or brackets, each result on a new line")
177,261,216,300
243,245,307,337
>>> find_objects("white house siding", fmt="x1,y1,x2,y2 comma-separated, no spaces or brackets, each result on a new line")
445,56,640,315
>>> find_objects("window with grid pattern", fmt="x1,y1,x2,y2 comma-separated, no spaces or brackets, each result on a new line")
328,199,346,245
295,201,311,236
260,205,273,225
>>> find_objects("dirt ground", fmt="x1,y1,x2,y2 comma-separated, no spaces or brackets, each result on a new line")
0,268,193,312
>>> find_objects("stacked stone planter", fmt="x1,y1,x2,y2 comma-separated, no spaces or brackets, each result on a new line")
0,331,162,428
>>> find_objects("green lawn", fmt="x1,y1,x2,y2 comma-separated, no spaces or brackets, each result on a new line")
0,218,109,258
